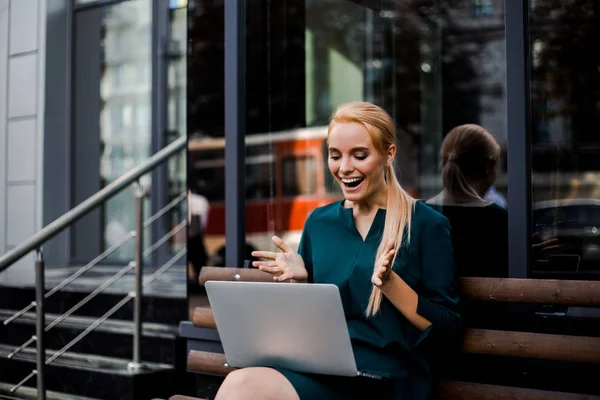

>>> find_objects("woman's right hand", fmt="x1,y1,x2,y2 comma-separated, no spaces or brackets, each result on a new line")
251,236,308,282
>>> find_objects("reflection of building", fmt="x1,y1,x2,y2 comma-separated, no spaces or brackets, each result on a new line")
99,0,153,258
529,0,600,201
100,0,152,181
186,0,600,282
189,126,340,256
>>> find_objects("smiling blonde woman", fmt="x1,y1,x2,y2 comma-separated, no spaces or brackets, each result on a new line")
215,102,461,400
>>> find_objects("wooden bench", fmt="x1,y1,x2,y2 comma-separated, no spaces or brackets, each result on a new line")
180,267,600,399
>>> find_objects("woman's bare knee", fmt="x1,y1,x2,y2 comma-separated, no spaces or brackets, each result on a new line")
218,369,253,394
215,368,299,400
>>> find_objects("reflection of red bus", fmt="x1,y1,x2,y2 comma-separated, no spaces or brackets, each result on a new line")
188,126,342,257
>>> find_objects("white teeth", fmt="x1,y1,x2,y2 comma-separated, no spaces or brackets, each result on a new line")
341,178,363,183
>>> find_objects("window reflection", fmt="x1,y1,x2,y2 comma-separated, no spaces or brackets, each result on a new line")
187,0,508,279
99,0,152,260
282,156,318,197
187,0,225,275
246,0,508,270
530,0,600,279
166,5,188,255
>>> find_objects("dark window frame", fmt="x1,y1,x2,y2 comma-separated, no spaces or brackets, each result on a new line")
505,0,532,278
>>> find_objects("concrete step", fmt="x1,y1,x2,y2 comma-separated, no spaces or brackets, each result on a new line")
0,344,178,400
0,309,182,365
0,382,100,400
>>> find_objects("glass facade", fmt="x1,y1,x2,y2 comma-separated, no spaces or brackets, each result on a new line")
70,0,188,264
44,0,600,395
166,4,188,255
99,0,153,260
530,0,600,279
69,0,600,285
187,0,509,277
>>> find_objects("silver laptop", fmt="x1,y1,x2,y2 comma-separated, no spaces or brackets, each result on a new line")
205,280,378,378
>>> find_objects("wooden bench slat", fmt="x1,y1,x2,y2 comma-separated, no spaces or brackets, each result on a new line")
193,306,600,364
188,350,236,376
199,267,600,306
193,307,217,329
199,267,274,285
460,277,600,306
187,350,600,400
437,380,600,400
462,329,600,364
192,268,600,397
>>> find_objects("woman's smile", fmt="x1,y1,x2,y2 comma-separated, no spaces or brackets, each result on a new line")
328,122,387,204
341,177,365,188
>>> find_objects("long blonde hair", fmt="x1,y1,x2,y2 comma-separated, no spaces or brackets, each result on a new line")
328,102,416,317
441,124,501,202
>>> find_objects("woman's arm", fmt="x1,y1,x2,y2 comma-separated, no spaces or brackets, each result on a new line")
374,218,461,340
378,272,432,331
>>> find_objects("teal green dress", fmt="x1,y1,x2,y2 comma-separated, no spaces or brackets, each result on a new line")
276,200,461,400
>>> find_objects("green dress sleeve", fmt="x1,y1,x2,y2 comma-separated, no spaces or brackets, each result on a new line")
297,212,314,283
412,218,462,349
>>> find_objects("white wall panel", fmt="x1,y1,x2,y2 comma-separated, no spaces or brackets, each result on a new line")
8,54,37,118
9,0,38,55
7,118,36,182
7,184,35,246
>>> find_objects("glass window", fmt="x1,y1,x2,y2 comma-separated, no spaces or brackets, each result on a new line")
282,156,318,197
472,0,494,17
187,1,226,270
98,0,152,260
160,5,188,258
237,0,509,282
74,0,153,262
169,0,188,9
530,0,600,279
136,102,150,131
186,0,508,281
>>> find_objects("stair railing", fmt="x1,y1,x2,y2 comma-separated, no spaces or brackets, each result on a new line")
0,135,187,399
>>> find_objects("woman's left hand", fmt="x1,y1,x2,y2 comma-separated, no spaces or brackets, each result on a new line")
372,240,395,287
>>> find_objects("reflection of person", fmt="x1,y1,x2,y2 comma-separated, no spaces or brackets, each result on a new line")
215,102,461,400
426,124,508,279
484,185,507,209
187,190,209,285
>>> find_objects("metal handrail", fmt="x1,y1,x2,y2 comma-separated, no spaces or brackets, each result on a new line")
7,244,187,393
144,247,187,286
44,219,185,333
0,135,186,273
44,247,187,368
142,191,187,229
3,193,187,327
7,337,36,359
44,264,135,332
10,370,37,394
143,220,187,259
6,218,187,361
2,136,187,397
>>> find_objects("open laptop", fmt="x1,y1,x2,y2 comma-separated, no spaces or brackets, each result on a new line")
205,280,381,378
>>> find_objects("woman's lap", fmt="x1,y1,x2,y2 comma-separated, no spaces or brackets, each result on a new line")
276,368,396,400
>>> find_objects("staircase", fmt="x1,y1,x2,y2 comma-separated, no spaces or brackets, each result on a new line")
0,137,194,399
0,266,190,399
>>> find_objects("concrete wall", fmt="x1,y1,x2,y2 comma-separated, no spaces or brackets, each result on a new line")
0,0,46,280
